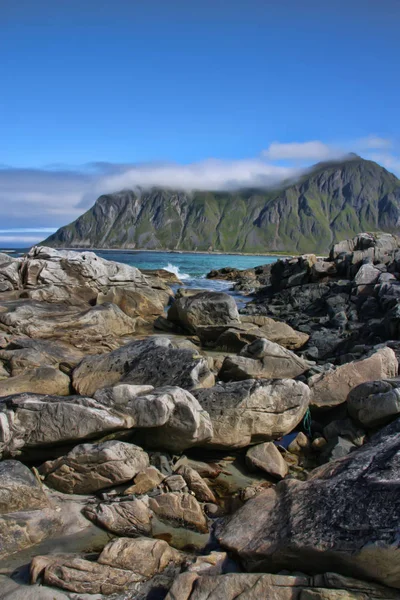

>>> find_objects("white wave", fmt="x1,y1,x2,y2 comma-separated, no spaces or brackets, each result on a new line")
164,263,190,280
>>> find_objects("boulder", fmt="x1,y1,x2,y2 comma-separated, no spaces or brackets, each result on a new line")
271,254,317,290
72,337,214,396
167,291,240,333
197,318,309,353
245,442,288,479
148,492,208,533
193,379,310,449
0,338,85,376
348,378,400,428
309,347,398,409
22,246,148,289
354,263,381,295
39,440,149,494
0,393,132,459
217,417,400,588
240,315,309,349
96,285,170,320
165,572,400,600
186,551,229,576
119,346,215,390
175,465,216,502
96,386,213,452
124,466,165,494
165,474,187,491
30,555,140,595
0,366,70,397
72,337,171,396
83,497,153,537
98,536,183,576
0,254,21,290
0,460,61,560
219,338,310,381
0,300,140,350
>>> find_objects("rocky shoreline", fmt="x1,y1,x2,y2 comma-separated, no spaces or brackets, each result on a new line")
1,233,400,599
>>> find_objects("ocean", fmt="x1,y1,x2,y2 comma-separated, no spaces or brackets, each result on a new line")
1,247,279,305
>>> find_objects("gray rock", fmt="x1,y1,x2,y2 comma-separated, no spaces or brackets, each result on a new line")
193,379,310,449
22,245,148,289
0,300,140,351
98,536,183,576
119,346,215,390
0,338,85,376
175,465,216,503
319,436,356,462
39,440,149,494
0,460,62,560
165,474,187,492
148,492,208,533
354,263,381,294
165,571,400,600
245,442,288,479
72,337,215,397
167,291,240,333
217,417,400,588
83,497,153,537
72,337,171,396
309,346,398,409
0,393,132,459
218,338,310,381
30,554,140,595
100,386,213,452
0,366,70,397
348,378,400,428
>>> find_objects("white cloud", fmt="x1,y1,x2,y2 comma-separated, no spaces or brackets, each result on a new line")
0,228,57,233
95,159,300,199
0,136,399,233
356,136,393,150
263,140,342,161
0,235,47,243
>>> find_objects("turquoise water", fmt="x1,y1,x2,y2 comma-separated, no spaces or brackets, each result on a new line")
93,250,277,279
1,247,278,302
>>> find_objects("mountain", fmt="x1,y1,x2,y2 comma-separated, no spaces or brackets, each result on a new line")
43,156,400,254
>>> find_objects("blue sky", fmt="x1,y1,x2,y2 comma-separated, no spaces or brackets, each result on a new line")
1,0,399,245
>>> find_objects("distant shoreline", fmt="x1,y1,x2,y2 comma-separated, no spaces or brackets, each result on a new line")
41,246,297,258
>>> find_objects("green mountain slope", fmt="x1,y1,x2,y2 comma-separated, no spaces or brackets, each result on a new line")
43,156,400,254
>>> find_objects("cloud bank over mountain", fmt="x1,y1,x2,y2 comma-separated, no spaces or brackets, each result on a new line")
1,137,398,244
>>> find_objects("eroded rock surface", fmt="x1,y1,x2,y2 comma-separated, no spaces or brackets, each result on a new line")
218,418,400,588
193,379,310,449
39,440,149,494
